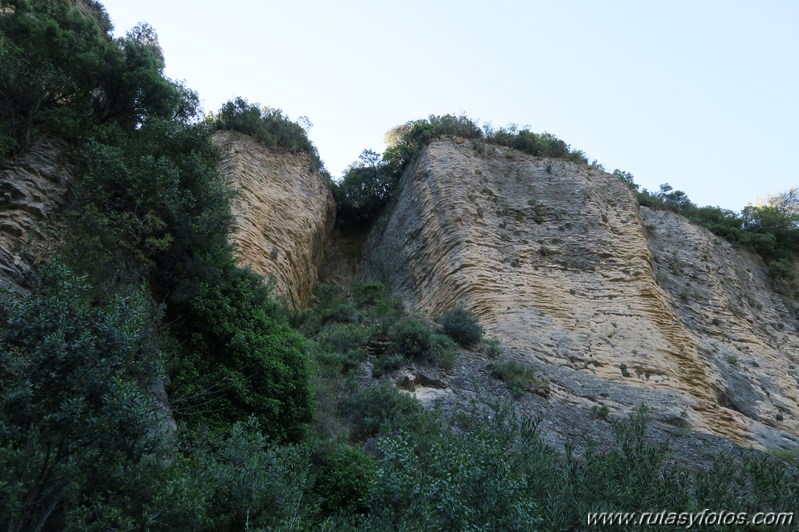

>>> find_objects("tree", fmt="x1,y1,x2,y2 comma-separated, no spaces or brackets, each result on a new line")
656,183,694,212
768,187,799,222
613,169,639,192
741,204,799,262
171,266,313,442
0,262,170,530
333,149,396,227
0,1,192,160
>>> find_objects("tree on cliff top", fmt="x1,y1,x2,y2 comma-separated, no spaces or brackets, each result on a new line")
208,97,328,175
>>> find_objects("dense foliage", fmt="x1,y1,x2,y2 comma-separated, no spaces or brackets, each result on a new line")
332,150,391,227
172,267,312,441
0,262,169,530
0,2,312,526
0,0,195,163
208,96,328,175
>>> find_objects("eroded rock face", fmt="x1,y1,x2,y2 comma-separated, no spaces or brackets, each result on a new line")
212,130,335,309
365,136,799,450
0,136,71,292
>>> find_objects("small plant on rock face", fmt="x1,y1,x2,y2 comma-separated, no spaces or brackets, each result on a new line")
489,360,548,399
485,338,501,358
438,307,484,346
593,404,610,420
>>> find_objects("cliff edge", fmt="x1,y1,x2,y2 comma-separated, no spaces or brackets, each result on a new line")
365,136,799,451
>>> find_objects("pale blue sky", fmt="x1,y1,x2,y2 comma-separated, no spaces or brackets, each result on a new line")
101,0,798,211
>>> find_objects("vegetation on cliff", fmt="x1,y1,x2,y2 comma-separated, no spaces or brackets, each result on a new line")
619,173,799,288
207,96,329,176
333,114,588,227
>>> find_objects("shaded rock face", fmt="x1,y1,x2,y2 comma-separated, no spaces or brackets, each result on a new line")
365,136,799,451
0,136,71,292
212,130,335,309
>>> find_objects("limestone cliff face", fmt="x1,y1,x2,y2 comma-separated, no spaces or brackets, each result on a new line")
365,136,799,450
0,136,71,292
212,130,335,309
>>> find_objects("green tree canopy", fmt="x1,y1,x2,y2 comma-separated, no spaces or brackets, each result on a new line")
0,0,191,160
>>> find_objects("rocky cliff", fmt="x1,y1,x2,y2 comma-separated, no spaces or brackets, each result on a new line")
212,130,335,309
0,136,71,293
365,136,799,452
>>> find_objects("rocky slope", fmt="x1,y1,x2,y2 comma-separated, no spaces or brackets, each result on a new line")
365,136,799,451
0,136,71,293
212,130,335,309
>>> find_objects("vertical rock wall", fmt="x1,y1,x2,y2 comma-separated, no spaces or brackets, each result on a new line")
212,130,335,309
0,136,71,292
364,136,799,450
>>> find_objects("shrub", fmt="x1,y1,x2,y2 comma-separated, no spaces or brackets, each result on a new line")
0,261,170,530
166,419,311,530
489,360,547,399
485,338,502,358
210,97,327,174
429,333,458,370
312,444,377,514
314,350,352,376
316,323,368,355
613,169,639,191
352,280,387,308
593,404,610,420
364,407,542,530
768,258,797,286
362,404,799,530
389,317,433,361
312,283,358,323
344,382,423,438
372,353,407,378
439,307,484,346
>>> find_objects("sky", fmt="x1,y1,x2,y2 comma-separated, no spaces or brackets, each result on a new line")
100,0,798,212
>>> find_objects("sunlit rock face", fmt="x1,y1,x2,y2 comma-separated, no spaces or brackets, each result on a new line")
364,136,799,450
212,130,334,309
0,136,71,293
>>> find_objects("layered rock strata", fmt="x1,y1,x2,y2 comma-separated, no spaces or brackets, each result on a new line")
0,136,71,292
213,130,335,309
365,136,799,450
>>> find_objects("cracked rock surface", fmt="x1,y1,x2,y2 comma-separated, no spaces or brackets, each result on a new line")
365,136,799,452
